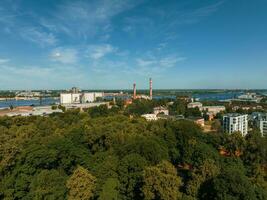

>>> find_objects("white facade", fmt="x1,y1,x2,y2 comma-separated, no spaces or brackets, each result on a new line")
223,114,248,136
81,92,104,103
187,102,203,109
60,93,72,104
71,93,81,103
201,106,225,114
141,114,158,121
82,93,95,103
259,120,267,137
60,93,81,104
60,92,104,104
94,92,104,99
153,106,169,115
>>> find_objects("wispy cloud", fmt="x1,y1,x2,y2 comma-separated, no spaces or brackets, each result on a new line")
134,55,187,74
86,44,117,60
0,58,10,64
50,47,78,64
20,28,57,47
42,0,145,40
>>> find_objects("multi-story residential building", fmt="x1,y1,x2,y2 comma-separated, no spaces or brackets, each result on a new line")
252,112,267,137
259,120,267,137
187,102,203,109
223,113,248,136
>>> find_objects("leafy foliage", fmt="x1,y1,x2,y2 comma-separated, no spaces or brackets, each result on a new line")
0,108,266,200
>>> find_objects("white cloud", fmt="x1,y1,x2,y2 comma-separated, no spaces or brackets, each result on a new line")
20,28,57,47
0,58,9,64
159,56,187,68
50,47,78,64
136,58,157,67
42,0,144,39
136,55,187,70
87,44,117,60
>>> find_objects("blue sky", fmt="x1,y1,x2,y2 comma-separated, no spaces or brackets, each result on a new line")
0,0,267,90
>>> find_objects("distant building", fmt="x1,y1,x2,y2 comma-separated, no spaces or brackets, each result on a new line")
236,93,262,103
60,92,104,104
187,102,202,109
201,106,225,114
81,92,104,103
153,106,169,115
251,112,267,137
141,114,158,121
259,120,267,137
187,117,205,127
60,93,81,104
223,113,248,136
71,87,80,94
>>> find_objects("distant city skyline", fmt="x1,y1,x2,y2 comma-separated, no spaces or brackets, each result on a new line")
0,0,267,90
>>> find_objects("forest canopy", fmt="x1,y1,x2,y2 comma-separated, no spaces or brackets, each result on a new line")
0,108,266,200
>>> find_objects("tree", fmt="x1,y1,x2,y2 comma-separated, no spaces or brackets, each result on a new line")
29,169,67,200
199,168,257,200
99,178,119,200
66,166,96,200
142,161,182,200
186,159,220,198
118,154,147,200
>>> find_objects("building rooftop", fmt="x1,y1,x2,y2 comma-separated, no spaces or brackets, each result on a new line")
223,113,248,117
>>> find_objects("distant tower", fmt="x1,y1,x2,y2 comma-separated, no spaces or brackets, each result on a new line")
149,78,152,100
133,83,137,99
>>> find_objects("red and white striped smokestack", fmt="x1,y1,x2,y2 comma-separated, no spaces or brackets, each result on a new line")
133,83,136,99
149,78,152,100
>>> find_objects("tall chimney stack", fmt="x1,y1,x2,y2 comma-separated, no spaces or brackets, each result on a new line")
133,83,137,99
149,78,152,100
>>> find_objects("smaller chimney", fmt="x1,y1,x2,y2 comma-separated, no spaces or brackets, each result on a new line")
149,78,152,100
133,83,137,99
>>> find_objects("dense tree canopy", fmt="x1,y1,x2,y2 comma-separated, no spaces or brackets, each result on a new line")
0,106,266,200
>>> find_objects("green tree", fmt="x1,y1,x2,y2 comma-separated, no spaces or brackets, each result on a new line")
142,161,182,200
29,169,67,200
99,178,119,200
199,168,257,200
66,166,96,200
118,154,147,200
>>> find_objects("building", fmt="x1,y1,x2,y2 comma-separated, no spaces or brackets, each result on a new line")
141,114,158,121
201,106,225,114
81,92,104,103
60,92,104,104
259,120,267,137
60,93,81,104
223,113,248,136
187,117,205,127
236,93,262,103
153,106,169,115
251,112,267,137
187,102,203,109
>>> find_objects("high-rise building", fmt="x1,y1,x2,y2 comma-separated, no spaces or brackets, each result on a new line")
223,113,248,136
259,120,267,137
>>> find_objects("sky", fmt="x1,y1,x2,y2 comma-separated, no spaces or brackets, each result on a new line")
0,0,267,90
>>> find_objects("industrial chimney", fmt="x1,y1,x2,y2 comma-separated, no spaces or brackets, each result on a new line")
133,83,137,99
149,78,152,100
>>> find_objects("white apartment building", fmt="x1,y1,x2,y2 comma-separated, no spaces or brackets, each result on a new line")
259,120,267,137
223,113,248,136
